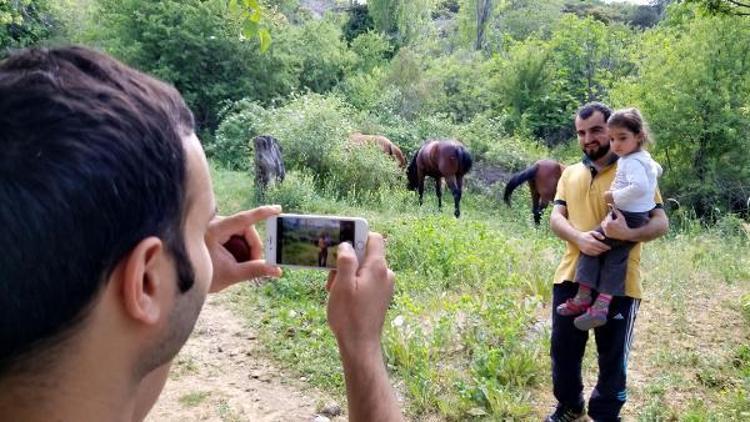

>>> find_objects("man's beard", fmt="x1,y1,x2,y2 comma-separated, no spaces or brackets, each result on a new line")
584,141,610,161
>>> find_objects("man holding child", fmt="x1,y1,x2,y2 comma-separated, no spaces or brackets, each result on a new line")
545,102,669,422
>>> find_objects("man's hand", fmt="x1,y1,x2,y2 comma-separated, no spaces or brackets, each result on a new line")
326,232,395,353
603,190,614,205
325,232,402,422
600,208,630,241
206,205,283,293
576,230,611,256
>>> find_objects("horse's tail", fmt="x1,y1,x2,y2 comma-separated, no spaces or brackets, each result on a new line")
504,163,538,206
406,147,421,190
457,146,473,175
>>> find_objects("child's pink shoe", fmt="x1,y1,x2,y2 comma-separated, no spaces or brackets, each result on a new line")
556,297,591,316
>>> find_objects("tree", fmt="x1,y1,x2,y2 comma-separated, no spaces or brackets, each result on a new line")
688,0,750,16
474,0,492,50
87,0,294,134
1,0,55,51
611,11,750,218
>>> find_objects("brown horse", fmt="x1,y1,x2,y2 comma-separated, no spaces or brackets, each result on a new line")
503,159,565,225
407,139,473,218
348,132,406,168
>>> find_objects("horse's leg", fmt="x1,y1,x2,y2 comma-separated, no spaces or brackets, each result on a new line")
446,175,461,218
455,176,464,218
418,177,425,206
530,182,541,225
435,177,443,210
539,200,549,225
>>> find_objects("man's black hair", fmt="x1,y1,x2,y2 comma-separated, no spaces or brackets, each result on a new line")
576,102,613,122
0,46,196,377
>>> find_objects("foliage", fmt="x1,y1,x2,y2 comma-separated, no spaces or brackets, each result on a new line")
488,0,564,42
209,100,268,170
255,93,353,178
368,0,439,46
227,0,272,52
264,170,322,212
343,3,374,42
611,11,750,218
688,0,750,16
349,30,393,73
0,0,55,51
422,50,492,122
282,17,355,93
87,0,296,133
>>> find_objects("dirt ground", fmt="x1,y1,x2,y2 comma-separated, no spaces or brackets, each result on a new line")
146,295,344,422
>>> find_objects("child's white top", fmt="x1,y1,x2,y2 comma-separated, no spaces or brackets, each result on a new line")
611,150,663,213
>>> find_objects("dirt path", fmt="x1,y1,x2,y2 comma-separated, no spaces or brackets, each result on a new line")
146,295,343,422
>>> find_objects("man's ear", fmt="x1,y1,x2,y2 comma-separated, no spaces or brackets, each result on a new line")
119,237,166,325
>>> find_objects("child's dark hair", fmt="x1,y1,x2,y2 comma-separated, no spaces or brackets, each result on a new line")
607,107,653,147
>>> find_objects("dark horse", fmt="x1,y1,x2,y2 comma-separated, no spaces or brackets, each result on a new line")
503,159,565,225
407,139,473,218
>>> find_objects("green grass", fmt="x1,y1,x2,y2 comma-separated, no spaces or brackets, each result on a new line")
178,391,211,408
212,164,750,420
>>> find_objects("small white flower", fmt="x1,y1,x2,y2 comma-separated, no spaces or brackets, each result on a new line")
392,315,404,327
288,309,297,318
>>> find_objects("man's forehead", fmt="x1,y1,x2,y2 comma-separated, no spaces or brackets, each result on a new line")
575,112,606,130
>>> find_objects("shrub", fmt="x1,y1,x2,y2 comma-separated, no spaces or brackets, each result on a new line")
483,136,547,173
264,171,320,212
208,100,267,170
256,93,354,180
327,144,402,200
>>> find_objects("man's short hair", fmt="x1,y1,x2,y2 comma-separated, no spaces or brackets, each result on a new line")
576,102,613,122
0,46,196,377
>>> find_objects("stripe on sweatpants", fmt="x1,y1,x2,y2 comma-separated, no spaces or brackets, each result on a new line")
623,299,640,370
617,299,640,402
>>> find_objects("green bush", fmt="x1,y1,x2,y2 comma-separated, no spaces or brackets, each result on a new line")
456,112,512,161
282,17,355,93
256,93,354,180
483,136,548,173
327,144,402,200
208,100,267,170
264,171,320,213
349,31,393,73
88,0,298,132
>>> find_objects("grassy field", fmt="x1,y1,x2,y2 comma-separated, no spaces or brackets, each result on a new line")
211,164,750,420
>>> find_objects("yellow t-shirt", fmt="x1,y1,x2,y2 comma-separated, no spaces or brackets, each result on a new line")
553,158,662,299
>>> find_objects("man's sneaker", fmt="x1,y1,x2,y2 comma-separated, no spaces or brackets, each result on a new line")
573,307,608,331
544,404,587,422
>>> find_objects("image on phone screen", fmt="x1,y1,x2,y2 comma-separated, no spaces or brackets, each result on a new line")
277,216,355,268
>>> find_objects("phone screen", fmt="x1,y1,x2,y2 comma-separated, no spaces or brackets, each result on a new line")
277,216,356,268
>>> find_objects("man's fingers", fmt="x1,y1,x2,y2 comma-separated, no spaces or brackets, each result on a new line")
235,260,283,279
591,231,606,240
361,232,387,269
212,205,281,241
333,242,358,290
244,226,264,260
326,270,336,292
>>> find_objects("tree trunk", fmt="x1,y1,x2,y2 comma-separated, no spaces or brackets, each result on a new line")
474,0,492,50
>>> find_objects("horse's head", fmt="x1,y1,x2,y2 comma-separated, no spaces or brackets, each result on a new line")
406,149,420,190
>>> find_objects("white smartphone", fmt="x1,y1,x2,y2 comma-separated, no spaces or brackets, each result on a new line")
265,213,369,270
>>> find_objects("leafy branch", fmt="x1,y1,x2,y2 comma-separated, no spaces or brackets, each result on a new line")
228,0,271,51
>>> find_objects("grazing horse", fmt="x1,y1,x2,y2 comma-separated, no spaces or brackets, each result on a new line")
253,135,285,201
503,159,565,225
407,139,473,218
348,132,407,168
